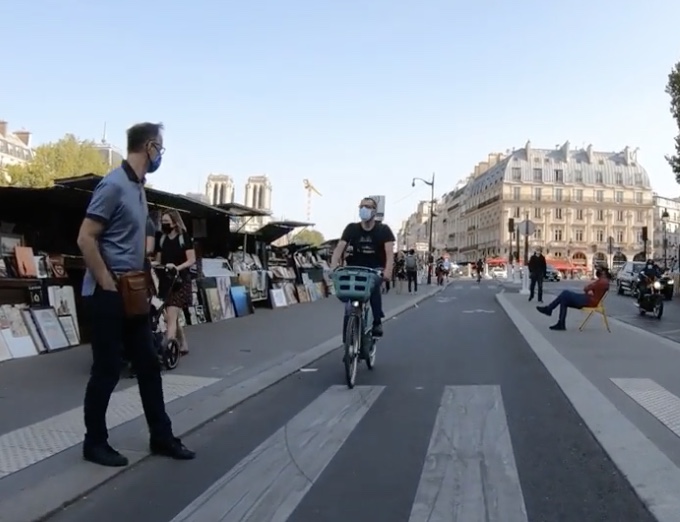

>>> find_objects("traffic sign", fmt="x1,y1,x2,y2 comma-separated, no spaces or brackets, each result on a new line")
515,220,536,236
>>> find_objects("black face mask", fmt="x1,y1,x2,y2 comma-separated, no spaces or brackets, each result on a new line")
161,224,173,234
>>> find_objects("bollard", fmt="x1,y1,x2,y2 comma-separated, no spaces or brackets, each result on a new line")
519,267,530,295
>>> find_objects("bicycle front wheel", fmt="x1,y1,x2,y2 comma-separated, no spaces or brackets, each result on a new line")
343,313,361,389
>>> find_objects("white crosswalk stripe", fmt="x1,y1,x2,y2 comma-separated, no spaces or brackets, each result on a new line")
169,384,528,522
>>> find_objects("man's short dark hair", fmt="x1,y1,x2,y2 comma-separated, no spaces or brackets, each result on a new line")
126,122,164,152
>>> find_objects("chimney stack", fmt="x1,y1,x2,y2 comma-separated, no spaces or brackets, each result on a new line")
14,131,31,147
0,121,7,137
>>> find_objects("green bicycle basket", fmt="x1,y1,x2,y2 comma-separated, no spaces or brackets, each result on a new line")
331,266,380,303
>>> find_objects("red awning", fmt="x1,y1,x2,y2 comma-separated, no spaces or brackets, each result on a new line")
486,257,506,267
547,258,573,271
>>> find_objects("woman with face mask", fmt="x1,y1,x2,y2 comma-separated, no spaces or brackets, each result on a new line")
154,210,196,355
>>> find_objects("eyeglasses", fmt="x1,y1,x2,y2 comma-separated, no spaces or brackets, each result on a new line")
150,142,166,155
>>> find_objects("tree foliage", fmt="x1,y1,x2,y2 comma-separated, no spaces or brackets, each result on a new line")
2,134,109,188
665,61,680,182
292,228,325,246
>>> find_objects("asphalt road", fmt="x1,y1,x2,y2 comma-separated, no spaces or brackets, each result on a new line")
46,281,654,522
535,278,680,341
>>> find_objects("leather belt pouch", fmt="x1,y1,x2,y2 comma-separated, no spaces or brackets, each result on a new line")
118,271,152,317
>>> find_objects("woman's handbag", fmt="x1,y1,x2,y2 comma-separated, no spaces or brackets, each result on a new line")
117,271,153,317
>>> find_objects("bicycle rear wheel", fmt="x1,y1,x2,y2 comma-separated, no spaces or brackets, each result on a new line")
343,313,361,389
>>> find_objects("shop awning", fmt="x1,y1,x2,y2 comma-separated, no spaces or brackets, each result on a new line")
546,258,573,271
0,186,91,212
54,174,232,218
216,202,270,217
255,220,313,244
486,257,507,267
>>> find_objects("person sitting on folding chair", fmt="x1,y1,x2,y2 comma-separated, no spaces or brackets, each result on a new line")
535,268,610,331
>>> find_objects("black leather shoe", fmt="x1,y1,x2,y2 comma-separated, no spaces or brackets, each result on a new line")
83,443,129,467
150,437,196,460
371,324,383,337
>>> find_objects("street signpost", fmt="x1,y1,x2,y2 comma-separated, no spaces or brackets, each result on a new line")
515,219,535,294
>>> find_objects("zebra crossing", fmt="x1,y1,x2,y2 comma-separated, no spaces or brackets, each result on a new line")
169,384,520,521
159,376,680,522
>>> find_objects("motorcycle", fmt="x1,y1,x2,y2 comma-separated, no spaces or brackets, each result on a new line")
637,274,664,319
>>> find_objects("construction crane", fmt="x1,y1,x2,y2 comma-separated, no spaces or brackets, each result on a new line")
303,179,322,223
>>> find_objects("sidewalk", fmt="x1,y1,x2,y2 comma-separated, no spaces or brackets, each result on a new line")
0,286,443,522
497,291,680,522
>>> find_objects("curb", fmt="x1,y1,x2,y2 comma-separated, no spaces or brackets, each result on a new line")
495,292,680,522
8,286,445,522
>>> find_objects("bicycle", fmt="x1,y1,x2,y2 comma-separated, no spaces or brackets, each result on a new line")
331,266,382,389
124,264,181,378
153,264,183,370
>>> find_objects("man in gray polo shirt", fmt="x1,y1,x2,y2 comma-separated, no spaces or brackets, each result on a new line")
77,122,194,467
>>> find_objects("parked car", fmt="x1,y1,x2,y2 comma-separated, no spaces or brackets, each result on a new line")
544,265,561,282
490,267,507,279
616,261,646,296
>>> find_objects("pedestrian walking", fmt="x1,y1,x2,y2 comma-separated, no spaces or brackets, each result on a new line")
405,249,418,293
528,248,547,303
77,122,195,467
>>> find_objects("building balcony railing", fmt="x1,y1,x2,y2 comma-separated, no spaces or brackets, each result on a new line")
503,194,650,205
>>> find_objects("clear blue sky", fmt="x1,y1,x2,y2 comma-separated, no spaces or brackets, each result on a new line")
3,0,680,238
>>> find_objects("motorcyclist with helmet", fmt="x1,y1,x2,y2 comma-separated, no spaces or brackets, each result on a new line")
637,259,663,306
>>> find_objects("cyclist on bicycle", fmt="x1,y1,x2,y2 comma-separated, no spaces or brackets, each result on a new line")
330,197,395,337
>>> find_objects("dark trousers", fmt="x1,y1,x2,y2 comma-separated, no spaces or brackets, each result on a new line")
529,275,544,301
83,288,173,446
546,290,589,325
406,270,418,292
342,279,383,341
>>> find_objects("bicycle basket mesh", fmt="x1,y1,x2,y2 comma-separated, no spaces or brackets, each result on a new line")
332,269,377,302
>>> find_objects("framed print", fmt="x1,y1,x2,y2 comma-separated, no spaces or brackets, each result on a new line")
58,315,80,346
20,308,47,353
30,307,70,352
0,233,22,256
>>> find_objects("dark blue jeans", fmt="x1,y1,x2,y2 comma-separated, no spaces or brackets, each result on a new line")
342,279,383,341
546,290,589,325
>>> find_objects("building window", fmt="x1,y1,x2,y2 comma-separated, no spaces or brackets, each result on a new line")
634,173,642,185
554,169,564,183
533,168,543,181
555,208,563,219
597,209,604,221
635,192,643,204
575,170,583,183
553,228,563,241
615,191,623,203
555,188,563,201
512,167,521,181
637,210,644,222
616,210,624,222
575,189,583,202
535,228,542,240
534,207,542,219
513,187,520,200
596,229,604,242
514,207,520,218
576,209,584,220
575,229,584,242
616,230,624,243
596,190,604,203
595,171,604,183
615,172,623,185
534,188,542,200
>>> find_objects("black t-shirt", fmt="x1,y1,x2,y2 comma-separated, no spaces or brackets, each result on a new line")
341,222,395,269
154,232,192,280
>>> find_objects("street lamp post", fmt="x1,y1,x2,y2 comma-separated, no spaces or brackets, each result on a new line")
412,173,436,284
662,208,670,270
